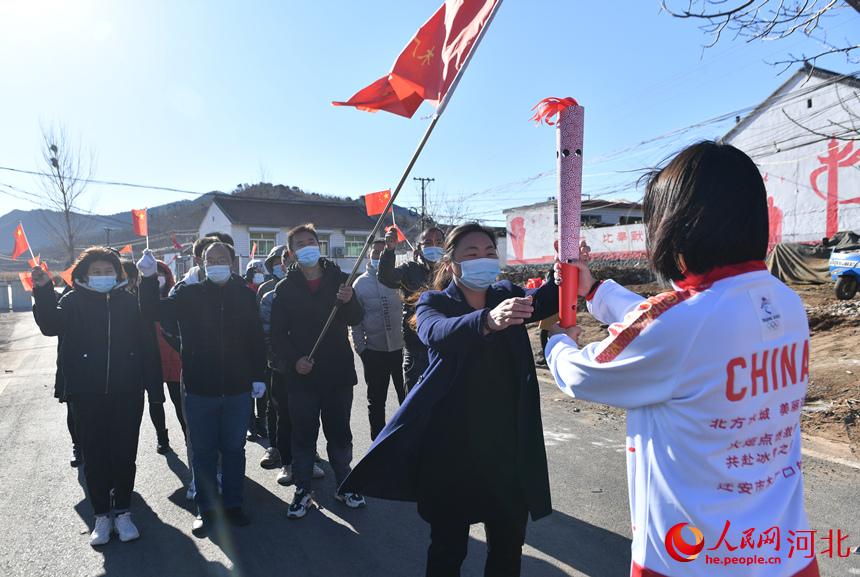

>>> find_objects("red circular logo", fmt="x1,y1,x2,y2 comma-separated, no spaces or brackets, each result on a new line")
664,522,705,563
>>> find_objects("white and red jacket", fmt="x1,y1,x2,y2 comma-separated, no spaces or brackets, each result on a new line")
547,262,819,577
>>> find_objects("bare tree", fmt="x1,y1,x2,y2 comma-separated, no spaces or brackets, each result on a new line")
423,188,474,228
782,82,860,140
38,124,95,265
662,1,860,70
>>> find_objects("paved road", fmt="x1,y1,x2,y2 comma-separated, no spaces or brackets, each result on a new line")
0,312,857,577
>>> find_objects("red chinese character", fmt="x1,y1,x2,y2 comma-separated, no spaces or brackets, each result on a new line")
708,520,738,552
780,403,790,415
755,479,767,492
747,414,758,425
717,482,734,492
710,418,727,430
782,466,796,478
631,230,644,241
759,408,770,420
617,231,628,242
744,437,757,447
738,482,753,494
726,455,740,469
742,454,755,467
730,418,745,430
740,527,757,549
788,530,816,559
791,400,801,412
756,452,771,464
819,529,852,558
784,426,794,437
758,433,773,446
758,527,781,551
602,233,614,244
728,440,742,450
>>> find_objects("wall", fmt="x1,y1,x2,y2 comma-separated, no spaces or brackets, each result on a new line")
726,74,860,243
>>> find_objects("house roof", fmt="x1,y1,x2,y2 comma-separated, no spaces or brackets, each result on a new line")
210,194,376,230
722,63,860,143
502,198,642,214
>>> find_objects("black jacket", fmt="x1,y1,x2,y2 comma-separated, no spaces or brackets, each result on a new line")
270,259,364,389
32,282,157,399
376,248,432,343
139,274,267,396
32,285,72,401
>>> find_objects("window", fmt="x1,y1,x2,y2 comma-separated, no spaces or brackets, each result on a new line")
318,234,330,257
619,216,643,225
345,235,365,258
807,98,813,109
249,232,276,258
581,215,603,226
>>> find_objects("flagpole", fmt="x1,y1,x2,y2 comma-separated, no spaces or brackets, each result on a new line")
19,221,36,261
308,0,504,361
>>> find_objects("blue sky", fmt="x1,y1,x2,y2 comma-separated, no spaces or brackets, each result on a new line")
0,1,857,226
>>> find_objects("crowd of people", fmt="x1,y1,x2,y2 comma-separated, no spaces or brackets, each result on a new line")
30,141,819,577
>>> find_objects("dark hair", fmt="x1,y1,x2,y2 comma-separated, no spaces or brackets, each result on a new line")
643,141,768,282
407,223,496,331
287,224,319,249
193,236,218,259
371,239,385,248
419,226,446,245
210,232,234,246
204,241,236,261
121,260,139,282
71,246,124,283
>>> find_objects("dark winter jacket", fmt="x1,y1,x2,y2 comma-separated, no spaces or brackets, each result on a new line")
341,278,559,522
32,285,73,401
376,248,432,344
32,281,158,399
139,274,267,396
270,259,364,389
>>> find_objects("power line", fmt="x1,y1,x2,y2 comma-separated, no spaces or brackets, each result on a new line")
0,165,206,196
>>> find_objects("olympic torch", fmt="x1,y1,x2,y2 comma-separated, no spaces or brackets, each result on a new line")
532,97,583,327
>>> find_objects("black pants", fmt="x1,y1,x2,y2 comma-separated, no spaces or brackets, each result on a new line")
360,349,406,440
289,385,353,491
148,381,187,442
268,369,292,464
540,330,549,352
66,403,78,448
403,339,429,394
427,513,529,577
72,391,145,516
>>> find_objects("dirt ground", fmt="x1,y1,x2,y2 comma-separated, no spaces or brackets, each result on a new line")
530,281,860,456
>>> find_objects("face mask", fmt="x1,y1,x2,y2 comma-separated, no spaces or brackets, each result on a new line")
369,259,380,269
253,273,265,285
206,265,231,284
455,258,500,291
295,245,321,267
422,246,444,263
158,276,166,289
88,275,117,293
273,265,286,279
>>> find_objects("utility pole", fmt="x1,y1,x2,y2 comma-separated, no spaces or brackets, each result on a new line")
413,177,434,231
103,227,114,247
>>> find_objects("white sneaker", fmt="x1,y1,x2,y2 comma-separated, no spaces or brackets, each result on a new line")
90,515,113,546
276,465,293,486
114,512,140,542
260,447,282,469
287,488,313,520
335,492,367,509
312,463,325,479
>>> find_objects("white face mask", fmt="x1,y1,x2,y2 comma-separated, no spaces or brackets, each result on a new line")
253,273,265,285
206,265,231,285
88,275,117,293
295,245,321,267
455,258,501,291
422,246,444,263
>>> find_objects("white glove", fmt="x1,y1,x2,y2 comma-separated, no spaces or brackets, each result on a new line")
136,249,158,278
251,381,266,399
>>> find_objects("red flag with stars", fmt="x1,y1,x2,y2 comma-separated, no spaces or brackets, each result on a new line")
332,0,498,118
385,225,407,243
12,223,30,260
365,190,393,216
132,209,148,237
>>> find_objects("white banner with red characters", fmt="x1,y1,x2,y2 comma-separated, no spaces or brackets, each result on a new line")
506,217,646,264
582,223,647,260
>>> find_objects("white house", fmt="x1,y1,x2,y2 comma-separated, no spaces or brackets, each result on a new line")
723,64,860,244
198,194,378,271
504,198,643,264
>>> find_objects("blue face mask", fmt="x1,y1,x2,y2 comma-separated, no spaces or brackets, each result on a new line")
422,246,444,263
455,258,500,291
205,265,231,285
296,245,321,267
369,259,380,269
88,275,117,293
273,266,286,279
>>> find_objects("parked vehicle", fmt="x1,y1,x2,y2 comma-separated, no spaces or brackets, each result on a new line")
829,251,860,300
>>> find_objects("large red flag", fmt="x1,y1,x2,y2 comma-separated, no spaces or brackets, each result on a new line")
365,190,392,216
19,272,34,293
332,0,498,118
12,223,29,260
132,209,148,237
171,233,183,251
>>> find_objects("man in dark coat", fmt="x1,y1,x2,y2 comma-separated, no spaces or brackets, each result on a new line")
270,224,365,519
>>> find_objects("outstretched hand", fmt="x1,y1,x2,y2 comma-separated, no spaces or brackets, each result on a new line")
136,249,157,278
486,296,534,332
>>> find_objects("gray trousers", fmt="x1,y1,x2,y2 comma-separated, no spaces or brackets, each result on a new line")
289,385,354,491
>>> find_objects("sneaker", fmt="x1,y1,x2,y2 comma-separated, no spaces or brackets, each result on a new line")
225,507,250,527
335,492,367,509
192,511,215,538
70,447,81,468
90,515,113,546
287,488,313,520
114,512,140,542
276,465,294,486
260,447,282,469
312,463,326,479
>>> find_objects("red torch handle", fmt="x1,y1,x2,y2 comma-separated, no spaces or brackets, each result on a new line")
559,262,579,328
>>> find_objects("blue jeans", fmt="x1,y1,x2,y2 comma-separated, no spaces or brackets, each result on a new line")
184,392,251,513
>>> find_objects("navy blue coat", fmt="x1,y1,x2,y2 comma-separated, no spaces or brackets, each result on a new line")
341,277,559,521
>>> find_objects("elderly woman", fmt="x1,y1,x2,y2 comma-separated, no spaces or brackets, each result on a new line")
342,222,559,577
32,247,157,547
